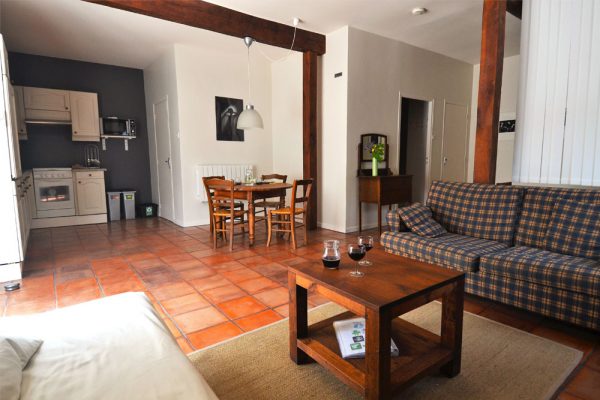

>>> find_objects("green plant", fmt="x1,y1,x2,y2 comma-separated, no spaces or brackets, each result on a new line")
371,143,385,161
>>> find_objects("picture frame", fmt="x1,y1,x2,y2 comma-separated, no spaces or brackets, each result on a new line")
215,96,244,141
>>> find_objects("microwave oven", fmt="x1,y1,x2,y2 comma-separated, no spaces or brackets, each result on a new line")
100,117,136,137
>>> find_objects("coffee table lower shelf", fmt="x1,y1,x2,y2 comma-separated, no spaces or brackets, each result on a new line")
296,311,453,396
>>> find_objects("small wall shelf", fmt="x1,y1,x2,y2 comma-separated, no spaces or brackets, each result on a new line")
101,135,135,151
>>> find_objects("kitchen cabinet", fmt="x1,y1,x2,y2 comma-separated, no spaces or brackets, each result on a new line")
70,91,100,142
23,87,71,122
75,170,106,215
13,86,27,140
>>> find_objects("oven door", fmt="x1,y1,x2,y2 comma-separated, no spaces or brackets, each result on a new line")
34,179,76,217
102,118,128,135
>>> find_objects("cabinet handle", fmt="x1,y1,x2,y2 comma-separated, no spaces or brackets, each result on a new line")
74,131,77,134
78,181,82,184
65,106,69,110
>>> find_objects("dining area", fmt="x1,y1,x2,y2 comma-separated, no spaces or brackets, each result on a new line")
202,171,313,251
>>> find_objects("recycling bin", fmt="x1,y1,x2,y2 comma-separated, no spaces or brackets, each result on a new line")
121,190,136,220
107,191,121,221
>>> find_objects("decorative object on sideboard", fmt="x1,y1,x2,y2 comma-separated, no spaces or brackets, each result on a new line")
357,133,391,176
499,119,516,133
215,96,244,141
237,37,264,130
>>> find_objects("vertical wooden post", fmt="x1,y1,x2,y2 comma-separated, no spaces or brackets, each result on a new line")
303,51,318,229
473,0,506,184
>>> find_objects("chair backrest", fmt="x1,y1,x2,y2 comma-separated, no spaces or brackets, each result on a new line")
290,179,313,213
203,178,235,220
261,173,287,183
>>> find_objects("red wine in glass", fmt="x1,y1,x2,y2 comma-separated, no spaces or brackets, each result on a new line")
322,257,340,269
347,244,365,277
358,236,374,266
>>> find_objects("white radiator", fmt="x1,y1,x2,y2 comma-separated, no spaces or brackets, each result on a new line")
196,164,253,201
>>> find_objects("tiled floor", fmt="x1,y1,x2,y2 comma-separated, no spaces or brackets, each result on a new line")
1,218,598,399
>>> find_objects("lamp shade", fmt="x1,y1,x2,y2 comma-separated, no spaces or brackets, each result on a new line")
237,104,263,130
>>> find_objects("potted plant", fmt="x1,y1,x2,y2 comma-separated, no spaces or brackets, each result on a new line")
371,143,385,176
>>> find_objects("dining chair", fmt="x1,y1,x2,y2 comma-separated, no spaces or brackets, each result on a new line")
202,176,245,234
254,173,288,230
266,178,313,249
205,178,248,251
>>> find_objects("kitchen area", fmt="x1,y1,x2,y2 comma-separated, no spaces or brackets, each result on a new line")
1,37,152,283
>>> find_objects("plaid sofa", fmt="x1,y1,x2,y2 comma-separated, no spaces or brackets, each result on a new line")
380,181,600,331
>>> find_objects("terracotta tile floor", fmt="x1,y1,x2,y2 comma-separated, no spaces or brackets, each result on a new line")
1,218,598,399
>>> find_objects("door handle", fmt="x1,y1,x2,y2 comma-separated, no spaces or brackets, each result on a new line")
165,157,171,169
443,157,448,165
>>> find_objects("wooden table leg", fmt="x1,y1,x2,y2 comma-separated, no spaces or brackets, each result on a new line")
441,278,464,377
289,271,310,364
365,308,391,400
358,200,362,232
248,193,255,246
377,202,382,236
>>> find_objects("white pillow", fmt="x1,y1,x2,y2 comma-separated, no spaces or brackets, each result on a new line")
0,336,43,400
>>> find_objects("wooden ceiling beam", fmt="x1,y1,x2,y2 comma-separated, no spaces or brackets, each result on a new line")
84,0,326,55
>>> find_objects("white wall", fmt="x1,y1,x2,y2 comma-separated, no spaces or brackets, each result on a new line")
271,53,303,185
143,47,185,225
174,44,274,226
318,27,349,232
345,27,473,232
468,55,520,182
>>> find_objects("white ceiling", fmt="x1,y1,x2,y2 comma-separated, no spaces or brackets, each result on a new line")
0,0,520,69
207,0,521,64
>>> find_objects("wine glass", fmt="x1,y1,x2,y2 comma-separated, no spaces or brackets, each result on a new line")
347,243,366,277
358,236,374,266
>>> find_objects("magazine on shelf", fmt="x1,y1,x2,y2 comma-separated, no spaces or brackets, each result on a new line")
333,317,399,359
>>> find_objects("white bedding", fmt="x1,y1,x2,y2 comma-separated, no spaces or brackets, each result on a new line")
0,292,218,400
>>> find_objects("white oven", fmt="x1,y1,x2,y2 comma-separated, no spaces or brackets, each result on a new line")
33,168,75,218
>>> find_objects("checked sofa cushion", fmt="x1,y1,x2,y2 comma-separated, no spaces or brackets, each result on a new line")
380,231,508,272
386,209,408,232
515,187,600,249
397,203,446,238
545,198,600,260
426,181,524,244
479,246,600,297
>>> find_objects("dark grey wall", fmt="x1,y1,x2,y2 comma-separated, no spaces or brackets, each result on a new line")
9,52,152,203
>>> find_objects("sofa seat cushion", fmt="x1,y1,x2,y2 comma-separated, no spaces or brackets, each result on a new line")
380,231,508,272
480,246,600,296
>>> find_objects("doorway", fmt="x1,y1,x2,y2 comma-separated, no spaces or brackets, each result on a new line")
152,98,175,222
398,96,433,203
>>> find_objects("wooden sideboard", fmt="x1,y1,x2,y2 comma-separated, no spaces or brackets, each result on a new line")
358,175,412,234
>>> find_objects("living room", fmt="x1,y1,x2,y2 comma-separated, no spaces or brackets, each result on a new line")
0,1,599,400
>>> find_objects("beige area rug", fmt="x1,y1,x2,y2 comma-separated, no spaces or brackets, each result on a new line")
189,302,582,400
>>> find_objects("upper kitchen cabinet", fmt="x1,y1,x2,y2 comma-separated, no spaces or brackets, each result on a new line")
70,91,100,142
13,86,27,140
23,87,71,122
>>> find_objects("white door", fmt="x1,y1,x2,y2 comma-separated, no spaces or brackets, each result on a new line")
153,98,174,221
441,102,469,182
70,91,100,141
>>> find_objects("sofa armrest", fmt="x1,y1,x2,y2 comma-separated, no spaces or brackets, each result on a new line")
386,208,409,232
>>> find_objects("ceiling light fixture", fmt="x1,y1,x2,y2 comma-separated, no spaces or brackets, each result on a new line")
411,7,428,16
237,36,264,130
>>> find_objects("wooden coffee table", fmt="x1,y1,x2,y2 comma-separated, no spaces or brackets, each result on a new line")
288,251,465,399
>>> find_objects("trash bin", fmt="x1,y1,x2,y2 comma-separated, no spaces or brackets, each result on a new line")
121,190,136,220
136,203,158,218
107,191,121,221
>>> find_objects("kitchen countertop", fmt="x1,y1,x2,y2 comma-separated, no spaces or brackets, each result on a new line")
72,167,107,171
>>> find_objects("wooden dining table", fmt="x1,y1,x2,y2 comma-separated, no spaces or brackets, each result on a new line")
222,182,292,246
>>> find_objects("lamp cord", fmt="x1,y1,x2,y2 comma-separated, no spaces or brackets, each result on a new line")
256,25,297,63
